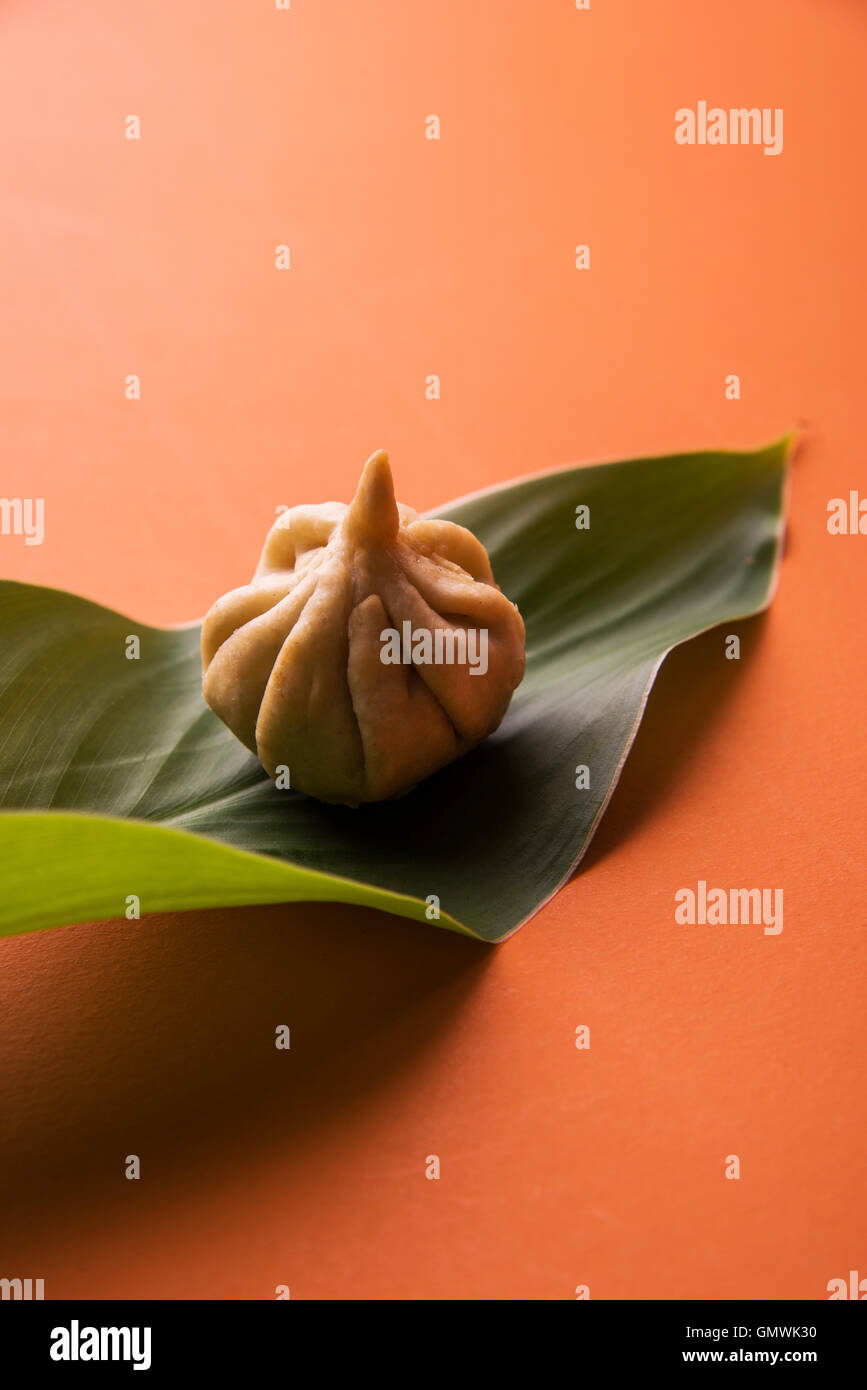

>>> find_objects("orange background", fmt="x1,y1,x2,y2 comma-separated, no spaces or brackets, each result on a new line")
1,0,865,1299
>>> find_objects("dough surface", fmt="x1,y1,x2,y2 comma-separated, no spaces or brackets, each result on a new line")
201,450,526,805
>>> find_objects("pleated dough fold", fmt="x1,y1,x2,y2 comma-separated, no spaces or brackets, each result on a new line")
202,450,526,805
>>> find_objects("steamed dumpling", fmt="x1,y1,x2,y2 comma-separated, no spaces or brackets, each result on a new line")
201,450,526,805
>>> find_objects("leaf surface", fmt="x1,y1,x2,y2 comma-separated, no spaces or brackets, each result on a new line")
0,442,789,942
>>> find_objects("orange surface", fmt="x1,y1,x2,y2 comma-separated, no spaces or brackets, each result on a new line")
1,0,865,1299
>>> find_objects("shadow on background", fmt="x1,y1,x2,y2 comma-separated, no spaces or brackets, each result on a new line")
0,900,491,1249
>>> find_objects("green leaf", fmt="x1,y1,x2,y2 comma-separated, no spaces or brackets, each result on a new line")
0,440,789,943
